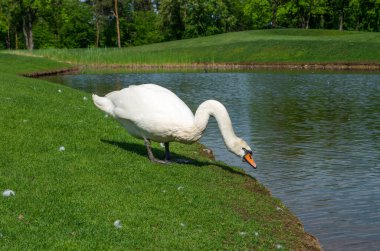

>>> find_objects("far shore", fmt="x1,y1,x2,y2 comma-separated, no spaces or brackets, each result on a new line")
23,62,380,78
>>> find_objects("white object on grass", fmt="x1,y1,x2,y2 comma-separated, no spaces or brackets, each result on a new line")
177,186,184,190
2,189,15,197
276,244,283,250
92,84,256,168
114,220,122,229
239,231,247,236
59,146,65,151
58,89,62,93
83,96,88,101
254,231,259,237
180,223,186,227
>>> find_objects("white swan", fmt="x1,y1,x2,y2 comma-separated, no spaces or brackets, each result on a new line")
92,84,256,168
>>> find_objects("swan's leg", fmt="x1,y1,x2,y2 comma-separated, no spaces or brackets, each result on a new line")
144,138,168,164
164,142,171,161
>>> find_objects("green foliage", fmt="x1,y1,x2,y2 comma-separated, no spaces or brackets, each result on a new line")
243,0,272,29
277,0,328,29
183,0,237,37
0,0,379,50
33,18,56,48
127,11,163,46
59,0,95,48
159,0,185,40
159,0,242,40
0,0,9,32
0,0,18,49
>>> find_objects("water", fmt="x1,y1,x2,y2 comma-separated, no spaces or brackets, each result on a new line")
43,72,380,250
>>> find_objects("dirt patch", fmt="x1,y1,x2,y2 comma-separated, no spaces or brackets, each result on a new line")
199,148,215,160
303,232,323,251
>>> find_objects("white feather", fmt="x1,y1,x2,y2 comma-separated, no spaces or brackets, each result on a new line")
114,220,122,229
2,189,15,197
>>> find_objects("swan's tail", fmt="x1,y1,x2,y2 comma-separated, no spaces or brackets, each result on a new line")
92,94,115,117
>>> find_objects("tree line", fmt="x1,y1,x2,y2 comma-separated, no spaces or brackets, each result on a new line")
0,0,379,50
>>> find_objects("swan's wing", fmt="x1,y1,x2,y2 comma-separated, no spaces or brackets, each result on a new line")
107,84,195,128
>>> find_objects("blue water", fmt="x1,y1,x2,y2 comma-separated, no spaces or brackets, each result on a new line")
44,72,380,250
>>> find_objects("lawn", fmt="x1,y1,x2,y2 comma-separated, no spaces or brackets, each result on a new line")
6,29,380,67
0,54,321,249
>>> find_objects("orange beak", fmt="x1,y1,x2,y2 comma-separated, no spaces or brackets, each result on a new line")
243,152,257,169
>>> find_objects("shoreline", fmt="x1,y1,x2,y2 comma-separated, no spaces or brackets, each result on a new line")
22,67,81,77
86,62,380,71
22,62,380,77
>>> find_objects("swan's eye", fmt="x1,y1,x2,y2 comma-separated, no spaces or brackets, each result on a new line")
242,148,252,155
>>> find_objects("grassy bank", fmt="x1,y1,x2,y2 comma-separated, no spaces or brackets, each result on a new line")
5,29,380,69
0,54,321,249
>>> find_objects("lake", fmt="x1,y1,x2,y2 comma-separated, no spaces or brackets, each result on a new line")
43,71,380,251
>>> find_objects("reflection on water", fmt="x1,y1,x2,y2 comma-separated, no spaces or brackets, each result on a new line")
43,72,380,251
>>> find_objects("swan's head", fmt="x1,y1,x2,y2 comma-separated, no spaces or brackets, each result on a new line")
230,138,257,169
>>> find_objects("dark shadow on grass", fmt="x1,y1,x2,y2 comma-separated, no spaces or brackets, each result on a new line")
101,139,256,180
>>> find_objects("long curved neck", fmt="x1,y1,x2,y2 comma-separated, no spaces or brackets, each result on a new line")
194,100,238,151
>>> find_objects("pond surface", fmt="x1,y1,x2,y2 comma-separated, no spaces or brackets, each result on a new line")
43,72,380,251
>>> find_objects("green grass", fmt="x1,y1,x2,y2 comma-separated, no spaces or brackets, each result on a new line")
4,29,380,66
0,54,320,249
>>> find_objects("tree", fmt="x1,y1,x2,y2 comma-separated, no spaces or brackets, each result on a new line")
183,0,237,37
159,0,185,40
17,0,41,50
361,0,380,31
93,0,113,47
223,0,250,31
243,0,272,29
38,0,66,48
114,0,120,47
124,0,163,46
304,0,326,29
0,0,13,49
279,0,326,29
268,0,282,27
59,0,95,48
328,0,349,30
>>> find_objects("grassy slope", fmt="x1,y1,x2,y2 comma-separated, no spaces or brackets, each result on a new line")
6,29,380,65
0,54,321,249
